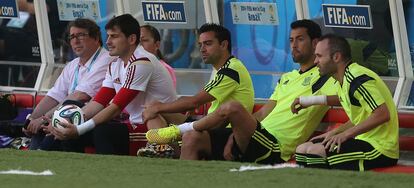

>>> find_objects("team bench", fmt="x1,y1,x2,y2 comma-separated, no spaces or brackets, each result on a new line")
7,93,414,173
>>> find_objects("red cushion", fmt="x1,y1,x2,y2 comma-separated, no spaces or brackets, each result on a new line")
35,95,45,106
321,108,349,123
399,136,414,151
12,93,34,108
398,113,414,129
253,104,264,113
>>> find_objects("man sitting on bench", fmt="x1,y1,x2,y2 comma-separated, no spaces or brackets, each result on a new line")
293,34,399,171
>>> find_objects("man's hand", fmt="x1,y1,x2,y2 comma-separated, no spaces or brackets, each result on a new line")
22,117,48,136
142,106,159,123
49,121,79,140
291,98,308,114
142,101,162,123
291,96,328,114
322,132,350,153
223,133,234,161
41,116,53,135
310,130,336,143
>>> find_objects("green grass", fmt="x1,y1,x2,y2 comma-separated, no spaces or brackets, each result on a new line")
0,149,413,188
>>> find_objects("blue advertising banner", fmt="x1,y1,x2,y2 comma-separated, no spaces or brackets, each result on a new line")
0,0,18,18
142,1,186,24
322,4,372,29
223,0,297,98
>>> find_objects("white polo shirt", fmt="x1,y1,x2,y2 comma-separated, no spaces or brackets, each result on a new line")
47,47,111,102
102,45,177,124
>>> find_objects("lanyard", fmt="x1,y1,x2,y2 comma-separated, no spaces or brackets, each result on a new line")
70,47,102,93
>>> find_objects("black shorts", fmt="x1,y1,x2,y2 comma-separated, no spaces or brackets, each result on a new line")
314,138,398,171
232,121,285,164
208,127,233,160
93,121,130,155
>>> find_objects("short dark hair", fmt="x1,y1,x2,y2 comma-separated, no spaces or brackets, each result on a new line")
198,23,231,53
141,25,163,59
105,14,140,45
320,34,352,61
290,19,321,40
67,18,102,46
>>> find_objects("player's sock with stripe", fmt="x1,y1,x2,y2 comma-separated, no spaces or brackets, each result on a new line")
295,153,308,167
304,153,329,169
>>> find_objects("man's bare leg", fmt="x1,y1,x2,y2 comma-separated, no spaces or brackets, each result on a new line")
146,115,167,129
186,101,258,154
161,113,188,125
180,131,211,160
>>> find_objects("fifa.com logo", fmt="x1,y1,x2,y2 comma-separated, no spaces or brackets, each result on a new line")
1,6,15,16
326,7,368,26
145,4,184,21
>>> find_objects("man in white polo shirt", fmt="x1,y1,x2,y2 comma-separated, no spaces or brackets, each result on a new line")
24,18,111,151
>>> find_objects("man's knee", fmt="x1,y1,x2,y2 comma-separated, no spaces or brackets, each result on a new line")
296,142,313,153
146,115,167,129
306,144,326,157
216,101,245,117
296,142,326,157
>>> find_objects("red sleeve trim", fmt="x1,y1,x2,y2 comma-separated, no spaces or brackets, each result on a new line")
129,54,150,64
112,88,140,110
123,57,151,88
93,87,116,106
123,64,136,89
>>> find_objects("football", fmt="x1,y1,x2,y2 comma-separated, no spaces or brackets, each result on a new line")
52,104,84,129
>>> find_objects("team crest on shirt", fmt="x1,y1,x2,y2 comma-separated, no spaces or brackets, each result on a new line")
114,77,121,84
302,76,312,86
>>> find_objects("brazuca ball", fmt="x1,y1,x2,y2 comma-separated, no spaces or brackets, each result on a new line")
52,104,84,129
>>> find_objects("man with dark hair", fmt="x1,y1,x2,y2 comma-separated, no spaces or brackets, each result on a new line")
146,20,337,164
48,14,177,155
67,18,104,46
294,34,399,171
290,19,322,41
198,23,232,53
25,18,111,151
140,23,254,159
